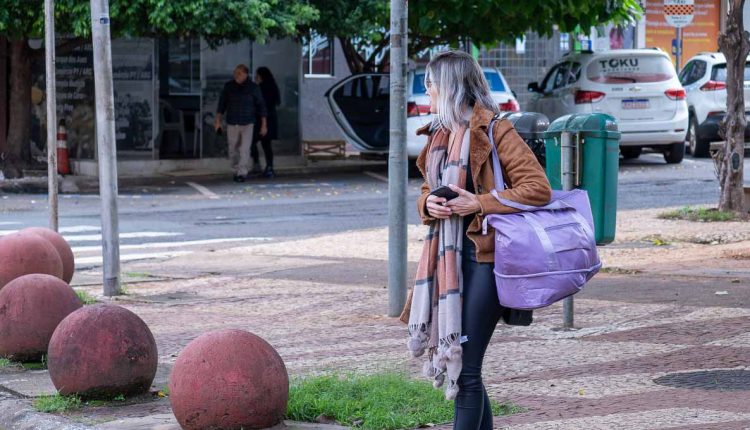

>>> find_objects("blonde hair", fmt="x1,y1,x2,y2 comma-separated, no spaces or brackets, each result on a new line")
425,50,500,132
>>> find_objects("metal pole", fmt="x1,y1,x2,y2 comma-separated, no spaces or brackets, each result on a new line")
388,0,408,317
90,0,121,296
44,0,58,232
561,131,575,329
676,27,683,73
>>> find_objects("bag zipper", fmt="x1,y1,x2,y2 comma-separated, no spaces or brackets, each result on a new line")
544,222,581,232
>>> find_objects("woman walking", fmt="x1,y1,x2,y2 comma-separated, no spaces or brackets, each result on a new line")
403,51,551,429
251,67,281,178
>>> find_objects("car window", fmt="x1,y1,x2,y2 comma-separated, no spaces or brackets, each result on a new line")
553,62,570,90
413,72,426,95
541,63,563,93
567,62,582,85
587,55,675,84
680,60,706,85
483,71,506,92
679,61,695,85
711,63,750,82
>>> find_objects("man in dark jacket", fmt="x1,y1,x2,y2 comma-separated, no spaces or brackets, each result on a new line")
215,64,267,182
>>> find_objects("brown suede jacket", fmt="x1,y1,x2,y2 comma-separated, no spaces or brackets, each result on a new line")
415,104,552,263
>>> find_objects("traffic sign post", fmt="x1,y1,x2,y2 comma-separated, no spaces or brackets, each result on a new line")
663,0,695,72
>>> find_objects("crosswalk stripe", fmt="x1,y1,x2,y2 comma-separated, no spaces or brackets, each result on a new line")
76,251,193,265
72,236,272,253
0,222,20,226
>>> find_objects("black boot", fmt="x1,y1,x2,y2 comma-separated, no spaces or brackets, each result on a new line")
262,166,275,178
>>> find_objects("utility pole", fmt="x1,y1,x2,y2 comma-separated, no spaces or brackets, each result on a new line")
561,131,575,329
44,0,58,232
90,0,121,296
388,0,408,317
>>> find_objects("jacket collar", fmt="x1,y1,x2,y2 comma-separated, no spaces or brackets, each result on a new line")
468,104,498,174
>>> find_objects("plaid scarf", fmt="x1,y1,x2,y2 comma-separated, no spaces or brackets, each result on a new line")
408,123,470,400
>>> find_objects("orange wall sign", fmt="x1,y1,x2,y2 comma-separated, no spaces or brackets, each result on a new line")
645,0,721,68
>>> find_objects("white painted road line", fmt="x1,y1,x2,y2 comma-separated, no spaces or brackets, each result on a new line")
186,182,220,199
59,225,101,233
72,236,272,253
62,232,183,242
0,222,20,226
76,251,193,265
364,171,389,182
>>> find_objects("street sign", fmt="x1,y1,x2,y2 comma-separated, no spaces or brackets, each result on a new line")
664,0,695,28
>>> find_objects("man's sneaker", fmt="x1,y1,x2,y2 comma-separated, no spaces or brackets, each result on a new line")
233,174,245,183
262,167,275,178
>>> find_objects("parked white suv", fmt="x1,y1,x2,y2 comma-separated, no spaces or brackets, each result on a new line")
325,68,519,160
527,49,689,164
680,52,750,157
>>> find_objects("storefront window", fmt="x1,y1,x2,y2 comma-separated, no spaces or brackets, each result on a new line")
302,31,334,76
169,38,201,95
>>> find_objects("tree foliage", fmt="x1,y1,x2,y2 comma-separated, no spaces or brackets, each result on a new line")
0,0,318,43
305,0,642,73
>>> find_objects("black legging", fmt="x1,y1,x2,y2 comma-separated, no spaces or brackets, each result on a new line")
455,236,505,430
251,137,273,168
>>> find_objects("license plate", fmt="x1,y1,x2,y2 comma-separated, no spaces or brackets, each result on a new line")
622,98,650,109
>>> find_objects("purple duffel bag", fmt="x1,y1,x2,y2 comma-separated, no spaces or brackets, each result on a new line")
482,118,601,310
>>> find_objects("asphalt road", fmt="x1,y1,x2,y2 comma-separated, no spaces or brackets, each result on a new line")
0,151,747,268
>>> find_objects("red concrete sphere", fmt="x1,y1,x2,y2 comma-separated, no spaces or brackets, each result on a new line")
0,232,63,289
169,329,289,430
0,274,82,362
47,304,157,398
22,227,75,284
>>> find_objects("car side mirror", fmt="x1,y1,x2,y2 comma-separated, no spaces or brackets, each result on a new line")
528,82,540,93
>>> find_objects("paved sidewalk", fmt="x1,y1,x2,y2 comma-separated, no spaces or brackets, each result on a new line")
0,207,748,429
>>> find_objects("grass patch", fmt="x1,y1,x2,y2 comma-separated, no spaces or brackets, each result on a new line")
123,272,152,279
33,393,82,413
600,267,643,275
0,358,14,368
658,207,738,222
287,373,521,430
75,290,98,305
22,355,46,370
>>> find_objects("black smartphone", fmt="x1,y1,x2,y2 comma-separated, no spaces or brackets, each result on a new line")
430,185,459,201
216,127,223,136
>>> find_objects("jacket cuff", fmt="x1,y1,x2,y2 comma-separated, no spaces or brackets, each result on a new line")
477,192,506,216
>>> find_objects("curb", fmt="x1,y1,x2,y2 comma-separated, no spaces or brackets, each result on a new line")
0,160,387,195
0,394,91,430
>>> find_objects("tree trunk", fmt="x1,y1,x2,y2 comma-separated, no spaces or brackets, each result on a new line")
1,39,32,179
717,0,749,214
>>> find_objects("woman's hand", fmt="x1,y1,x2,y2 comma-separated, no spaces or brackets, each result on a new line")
425,194,452,219
445,184,481,216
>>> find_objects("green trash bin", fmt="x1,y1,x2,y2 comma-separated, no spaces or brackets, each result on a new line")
544,113,620,245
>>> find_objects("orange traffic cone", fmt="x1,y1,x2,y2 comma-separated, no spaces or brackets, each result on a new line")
56,120,71,175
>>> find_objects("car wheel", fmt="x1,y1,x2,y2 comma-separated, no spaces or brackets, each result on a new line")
663,141,685,164
620,146,642,159
688,117,710,158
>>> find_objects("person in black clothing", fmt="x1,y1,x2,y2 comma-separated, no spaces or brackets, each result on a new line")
250,67,280,178
215,64,267,182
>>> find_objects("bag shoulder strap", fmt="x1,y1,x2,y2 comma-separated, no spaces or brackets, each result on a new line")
487,115,506,191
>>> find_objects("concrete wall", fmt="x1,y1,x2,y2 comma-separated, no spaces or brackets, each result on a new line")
299,38,349,142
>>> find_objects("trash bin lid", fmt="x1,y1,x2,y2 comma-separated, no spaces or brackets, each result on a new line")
544,113,621,139
498,111,550,139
